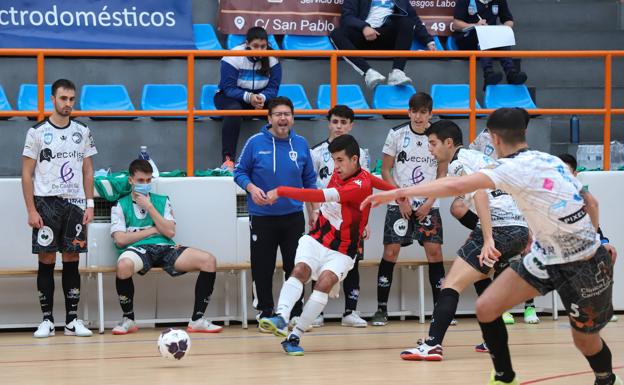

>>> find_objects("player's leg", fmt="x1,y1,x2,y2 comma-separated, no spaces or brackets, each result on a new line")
34,252,57,338
112,248,145,335
342,258,367,327
419,208,445,307
278,212,306,320
451,198,479,230
250,215,279,324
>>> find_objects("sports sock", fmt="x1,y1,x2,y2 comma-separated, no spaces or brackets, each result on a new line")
62,261,80,324
458,211,479,230
192,271,216,321
426,288,459,346
428,262,445,306
275,277,304,322
343,263,360,313
377,258,395,312
474,278,492,296
585,339,615,385
115,276,135,320
525,298,535,308
37,261,55,322
479,318,515,383
292,290,328,338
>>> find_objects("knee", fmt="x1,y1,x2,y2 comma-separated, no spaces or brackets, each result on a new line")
475,296,497,323
38,253,56,265
116,259,135,280
199,253,217,272
450,199,467,219
382,246,400,262
314,272,338,293
572,332,602,356
291,263,310,283
426,246,443,262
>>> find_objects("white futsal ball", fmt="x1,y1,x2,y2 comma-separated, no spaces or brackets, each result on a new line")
157,328,191,360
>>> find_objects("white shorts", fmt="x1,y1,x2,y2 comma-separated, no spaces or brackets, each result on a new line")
294,235,355,283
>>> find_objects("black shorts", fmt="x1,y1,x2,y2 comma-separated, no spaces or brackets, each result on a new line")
512,246,614,333
32,196,87,254
383,205,443,246
458,226,529,275
124,244,188,277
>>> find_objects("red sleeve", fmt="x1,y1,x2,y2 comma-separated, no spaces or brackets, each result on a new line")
277,186,326,202
335,181,368,204
370,175,397,191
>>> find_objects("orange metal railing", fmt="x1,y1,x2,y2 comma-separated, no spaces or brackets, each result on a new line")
0,48,622,176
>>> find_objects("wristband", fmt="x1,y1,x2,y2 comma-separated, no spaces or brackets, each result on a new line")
86,199,95,208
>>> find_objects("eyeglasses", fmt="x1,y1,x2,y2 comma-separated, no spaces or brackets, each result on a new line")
271,112,293,118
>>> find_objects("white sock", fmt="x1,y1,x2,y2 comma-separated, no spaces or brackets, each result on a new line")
276,277,304,322
291,290,328,338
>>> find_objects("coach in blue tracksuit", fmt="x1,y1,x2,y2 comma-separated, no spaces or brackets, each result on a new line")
234,96,316,326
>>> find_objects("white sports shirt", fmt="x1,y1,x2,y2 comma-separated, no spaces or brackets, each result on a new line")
310,140,370,188
469,129,497,159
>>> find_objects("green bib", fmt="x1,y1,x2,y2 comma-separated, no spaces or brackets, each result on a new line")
116,193,175,254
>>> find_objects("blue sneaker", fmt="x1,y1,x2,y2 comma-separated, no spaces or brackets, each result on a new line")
259,315,288,337
281,335,304,356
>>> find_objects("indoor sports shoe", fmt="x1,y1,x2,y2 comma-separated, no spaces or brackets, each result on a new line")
259,315,288,337
613,375,623,385
523,306,540,324
342,311,367,328
64,319,93,337
365,69,386,89
112,317,138,335
387,69,412,86
610,314,619,322
312,313,324,328
450,318,458,326
475,342,489,353
220,156,235,173
281,335,304,356
256,312,272,333
487,370,518,385
502,312,515,325
371,309,388,326
34,319,55,338
288,317,312,332
187,317,223,333
400,341,443,361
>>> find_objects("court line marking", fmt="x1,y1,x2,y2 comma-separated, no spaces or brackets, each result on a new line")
520,365,623,384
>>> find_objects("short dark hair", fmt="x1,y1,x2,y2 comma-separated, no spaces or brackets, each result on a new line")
246,26,268,44
408,92,433,113
129,159,153,176
51,79,76,97
487,108,528,145
327,104,354,122
426,119,463,146
557,153,577,171
267,96,294,115
328,134,360,160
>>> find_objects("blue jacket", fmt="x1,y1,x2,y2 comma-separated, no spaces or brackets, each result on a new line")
234,125,317,216
340,0,433,45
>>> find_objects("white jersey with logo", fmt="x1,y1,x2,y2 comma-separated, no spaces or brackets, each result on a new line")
110,198,175,235
448,148,526,228
382,122,439,207
22,119,97,206
365,0,395,28
469,129,497,159
310,140,370,188
479,149,600,265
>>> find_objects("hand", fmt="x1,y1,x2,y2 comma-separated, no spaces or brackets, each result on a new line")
604,243,617,264
27,210,43,229
249,185,270,206
308,210,319,228
476,19,488,26
266,188,279,205
133,192,153,210
362,26,380,41
479,238,502,268
398,198,412,219
363,225,371,240
250,94,265,109
82,207,94,225
427,41,437,51
414,201,433,221
360,190,399,210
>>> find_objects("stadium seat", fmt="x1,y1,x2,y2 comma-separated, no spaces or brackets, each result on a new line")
282,35,334,51
317,84,372,118
193,24,223,50
278,84,314,118
141,84,189,119
200,84,219,119
17,84,53,112
0,86,11,119
484,85,537,109
372,84,417,117
431,84,482,117
80,85,136,120
411,36,444,51
446,35,459,51
226,34,280,50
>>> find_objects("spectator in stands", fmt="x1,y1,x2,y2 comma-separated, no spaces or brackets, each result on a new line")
233,97,317,332
110,159,222,335
22,78,96,338
215,26,282,172
330,0,435,89
452,0,527,87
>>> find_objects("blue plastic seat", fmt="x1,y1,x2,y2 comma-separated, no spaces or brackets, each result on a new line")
484,85,537,109
0,86,12,119
317,84,371,118
200,84,220,119
226,34,280,50
278,84,314,118
141,84,189,119
282,35,334,51
411,36,444,51
80,85,135,120
431,84,482,117
193,24,223,50
446,35,459,51
372,85,417,115
17,84,53,112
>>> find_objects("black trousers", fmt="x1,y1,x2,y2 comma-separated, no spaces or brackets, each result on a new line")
250,211,305,317
330,16,415,74
214,92,255,161
454,30,516,73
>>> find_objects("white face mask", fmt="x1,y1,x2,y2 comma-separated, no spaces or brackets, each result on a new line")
478,0,493,4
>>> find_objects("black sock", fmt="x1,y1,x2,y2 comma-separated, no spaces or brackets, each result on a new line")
474,278,492,296
115,276,135,320
585,340,615,385
428,262,445,306
62,261,80,324
192,271,216,321
343,261,360,313
479,318,515,383
525,298,535,308
37,261,55,322
458,211,479,230
377,259,395,312
426,288,459,346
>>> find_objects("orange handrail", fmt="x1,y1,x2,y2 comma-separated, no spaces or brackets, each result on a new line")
0,48,621,174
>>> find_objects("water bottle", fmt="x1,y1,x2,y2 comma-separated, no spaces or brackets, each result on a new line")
138,145,160,177
468,0,478,15
569,115,580,144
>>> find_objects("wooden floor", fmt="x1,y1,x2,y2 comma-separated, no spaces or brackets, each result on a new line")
0,318,621,385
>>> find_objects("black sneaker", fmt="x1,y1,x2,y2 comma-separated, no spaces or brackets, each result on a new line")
484,70,503,87
371,309,388,326
506,70,528,85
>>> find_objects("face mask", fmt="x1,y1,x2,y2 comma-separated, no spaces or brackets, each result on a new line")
134,183,152,196
94,168,111,178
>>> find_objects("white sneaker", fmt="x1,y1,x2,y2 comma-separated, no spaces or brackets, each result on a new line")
450,319,458,326
610,314,619,322
34,319,55,338
365,69,386,89
112,317,138,335
288,317,313,332
400,341,443,361
64,319,93,337
312,313,324,328
387,69,412,86
187,317,223,333
342,311,367,327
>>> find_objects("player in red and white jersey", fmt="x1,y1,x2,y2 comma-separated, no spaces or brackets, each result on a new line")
259,134,396,356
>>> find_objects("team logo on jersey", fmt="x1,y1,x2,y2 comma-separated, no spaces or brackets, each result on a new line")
319,166,330,179
323,150,330,162
60,135,67,141
393,219,408,237
550,200,567,210
354,179,362,187
402,136,410,148
37,226,54,247
43,132,53,145
39,148,53,162
397,151,408,163
289,150,298,162
558,207,587,224
542,178,554,191
72,132,83,144
411,166,425,184
416,140,423,147
485,145,494,156
573,193,583,202
492,4,499,15
523,255,549,280
60,161,75,182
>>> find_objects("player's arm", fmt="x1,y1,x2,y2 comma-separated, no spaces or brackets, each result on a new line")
418,160,449,216
82,156,95,224
380,153,397,186
580,190,599,230
21,156,43,229
134,194,175,239
370,174,397,191
112,228,159,249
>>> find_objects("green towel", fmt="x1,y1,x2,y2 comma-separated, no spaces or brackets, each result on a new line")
194,168,233,177
94,171,131,202
160,169,187,177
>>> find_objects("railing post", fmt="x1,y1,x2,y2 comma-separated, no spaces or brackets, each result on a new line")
187,53,195,177
37,52,45,121
469,54,477,141
330,53,338,107
603,53,612,171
